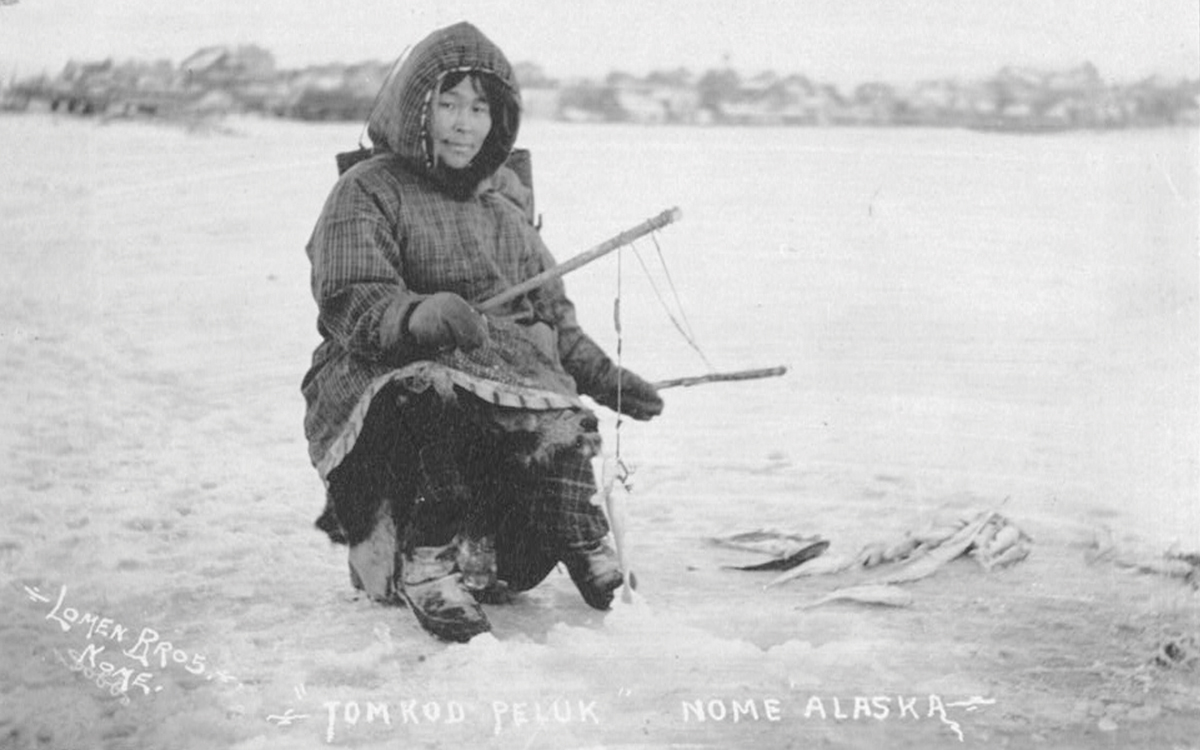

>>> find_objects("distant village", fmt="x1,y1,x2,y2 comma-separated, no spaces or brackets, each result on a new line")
3,44,1198,131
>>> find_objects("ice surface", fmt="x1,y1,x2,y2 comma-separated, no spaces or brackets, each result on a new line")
0,114,1196,748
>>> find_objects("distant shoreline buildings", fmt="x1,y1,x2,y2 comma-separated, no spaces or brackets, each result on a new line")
2,45,1197,131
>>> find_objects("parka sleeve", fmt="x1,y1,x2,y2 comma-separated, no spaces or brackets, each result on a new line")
306,175,426,362
519,230,620,398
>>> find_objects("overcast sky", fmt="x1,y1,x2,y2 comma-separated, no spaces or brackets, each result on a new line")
1,0,1197,87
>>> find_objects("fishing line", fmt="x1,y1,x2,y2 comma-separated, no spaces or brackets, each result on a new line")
650,231,700,346
607,245,634,489
630,235,715,371
613,244,624,464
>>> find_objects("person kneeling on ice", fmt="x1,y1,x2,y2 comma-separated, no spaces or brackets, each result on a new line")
301,21,663,642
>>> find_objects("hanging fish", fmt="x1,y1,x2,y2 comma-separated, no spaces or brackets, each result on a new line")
593,456,637,601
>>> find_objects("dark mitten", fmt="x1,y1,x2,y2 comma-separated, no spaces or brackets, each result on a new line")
406,292,487,351
563,333,663,421
595,368,664,421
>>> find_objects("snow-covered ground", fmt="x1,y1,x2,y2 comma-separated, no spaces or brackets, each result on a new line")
1,114,1197,749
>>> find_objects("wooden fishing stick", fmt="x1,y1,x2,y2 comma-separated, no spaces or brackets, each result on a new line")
476,208,782,392
652,366,788,390
476,207,683,313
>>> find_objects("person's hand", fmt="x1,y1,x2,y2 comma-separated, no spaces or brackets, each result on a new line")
406,293,488,351
607,368,663,421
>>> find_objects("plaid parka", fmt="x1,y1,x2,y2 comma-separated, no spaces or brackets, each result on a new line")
301,22,620,478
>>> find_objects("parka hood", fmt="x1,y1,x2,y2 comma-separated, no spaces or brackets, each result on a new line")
367,22,521,193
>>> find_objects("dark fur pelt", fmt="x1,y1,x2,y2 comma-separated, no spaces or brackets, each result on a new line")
315,386,600,547
471,403,601,470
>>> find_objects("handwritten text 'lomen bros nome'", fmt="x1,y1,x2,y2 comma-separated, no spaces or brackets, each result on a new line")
27,584,238,704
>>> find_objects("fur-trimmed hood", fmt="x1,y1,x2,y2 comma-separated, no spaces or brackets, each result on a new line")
366,22,521,192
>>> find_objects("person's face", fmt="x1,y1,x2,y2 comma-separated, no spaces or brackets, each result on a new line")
430,76,492,170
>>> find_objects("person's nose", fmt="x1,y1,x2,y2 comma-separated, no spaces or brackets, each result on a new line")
452,106,470,132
